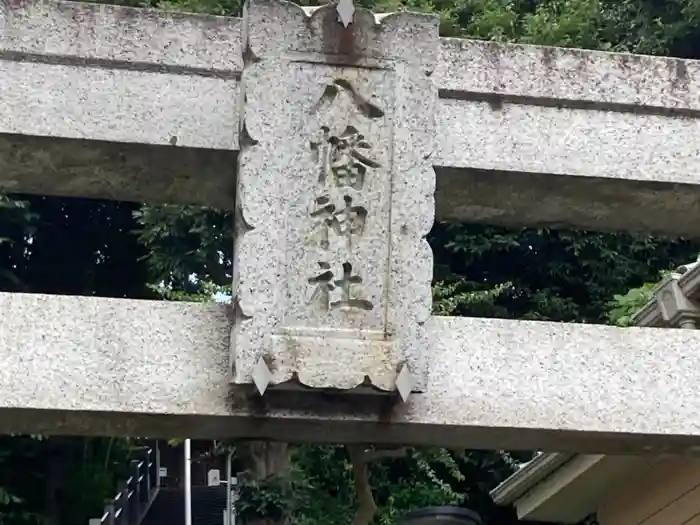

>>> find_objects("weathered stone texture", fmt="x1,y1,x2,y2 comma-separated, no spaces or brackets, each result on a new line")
437,99,700,185
437,38,700,112
1,60,238,149
3,1,700,237
1,0,242,72
4,292,700,454
434,167,700,238
1,0,240,153
3,0,700,452
231,0,437,395
0,134,236,207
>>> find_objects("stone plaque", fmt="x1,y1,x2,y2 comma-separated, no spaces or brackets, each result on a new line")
231,0,438,398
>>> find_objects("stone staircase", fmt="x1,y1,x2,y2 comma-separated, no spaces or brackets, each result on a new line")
142,486,227,525
88,440,227,525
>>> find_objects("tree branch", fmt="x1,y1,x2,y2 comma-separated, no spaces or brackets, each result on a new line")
347,446,407,525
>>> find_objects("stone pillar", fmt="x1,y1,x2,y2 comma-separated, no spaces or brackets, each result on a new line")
231,0,438,399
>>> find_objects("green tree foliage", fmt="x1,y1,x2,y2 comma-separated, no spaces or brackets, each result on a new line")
0,195,156,299
432,224,699,322
0,435,134,525
304,447,528,525
134,205,232,295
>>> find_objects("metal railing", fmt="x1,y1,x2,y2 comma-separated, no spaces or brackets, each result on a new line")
89,442,161,525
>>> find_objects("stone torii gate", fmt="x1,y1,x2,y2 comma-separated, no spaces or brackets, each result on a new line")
2,0,700,456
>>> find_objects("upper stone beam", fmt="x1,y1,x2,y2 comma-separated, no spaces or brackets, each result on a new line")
437,38,700,112
435,38,700,237
6,0,695,113
1,0,241,206
1,0,241,73
3,0,700,237
0,1,241,150
3,291,700,454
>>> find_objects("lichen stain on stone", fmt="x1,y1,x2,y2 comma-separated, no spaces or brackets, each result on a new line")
618,53,632,70
480,43,503,92
615,52,650,89
63,1,95,25
367,339,395,372
4,0,31,11
540,46,555,70
316,4,361,62
573,48,595,73
486,97,504,112
482,42,502,69
2,137,154,197
377,391,404,423
670,57,689,93
109,3,153,21
283,336,302,365
262,353,277,373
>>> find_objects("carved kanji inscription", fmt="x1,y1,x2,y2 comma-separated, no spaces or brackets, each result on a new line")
309,195,368,249
305,79,383,316
232,2,437,395
308,261,374,312
311,125,381,190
